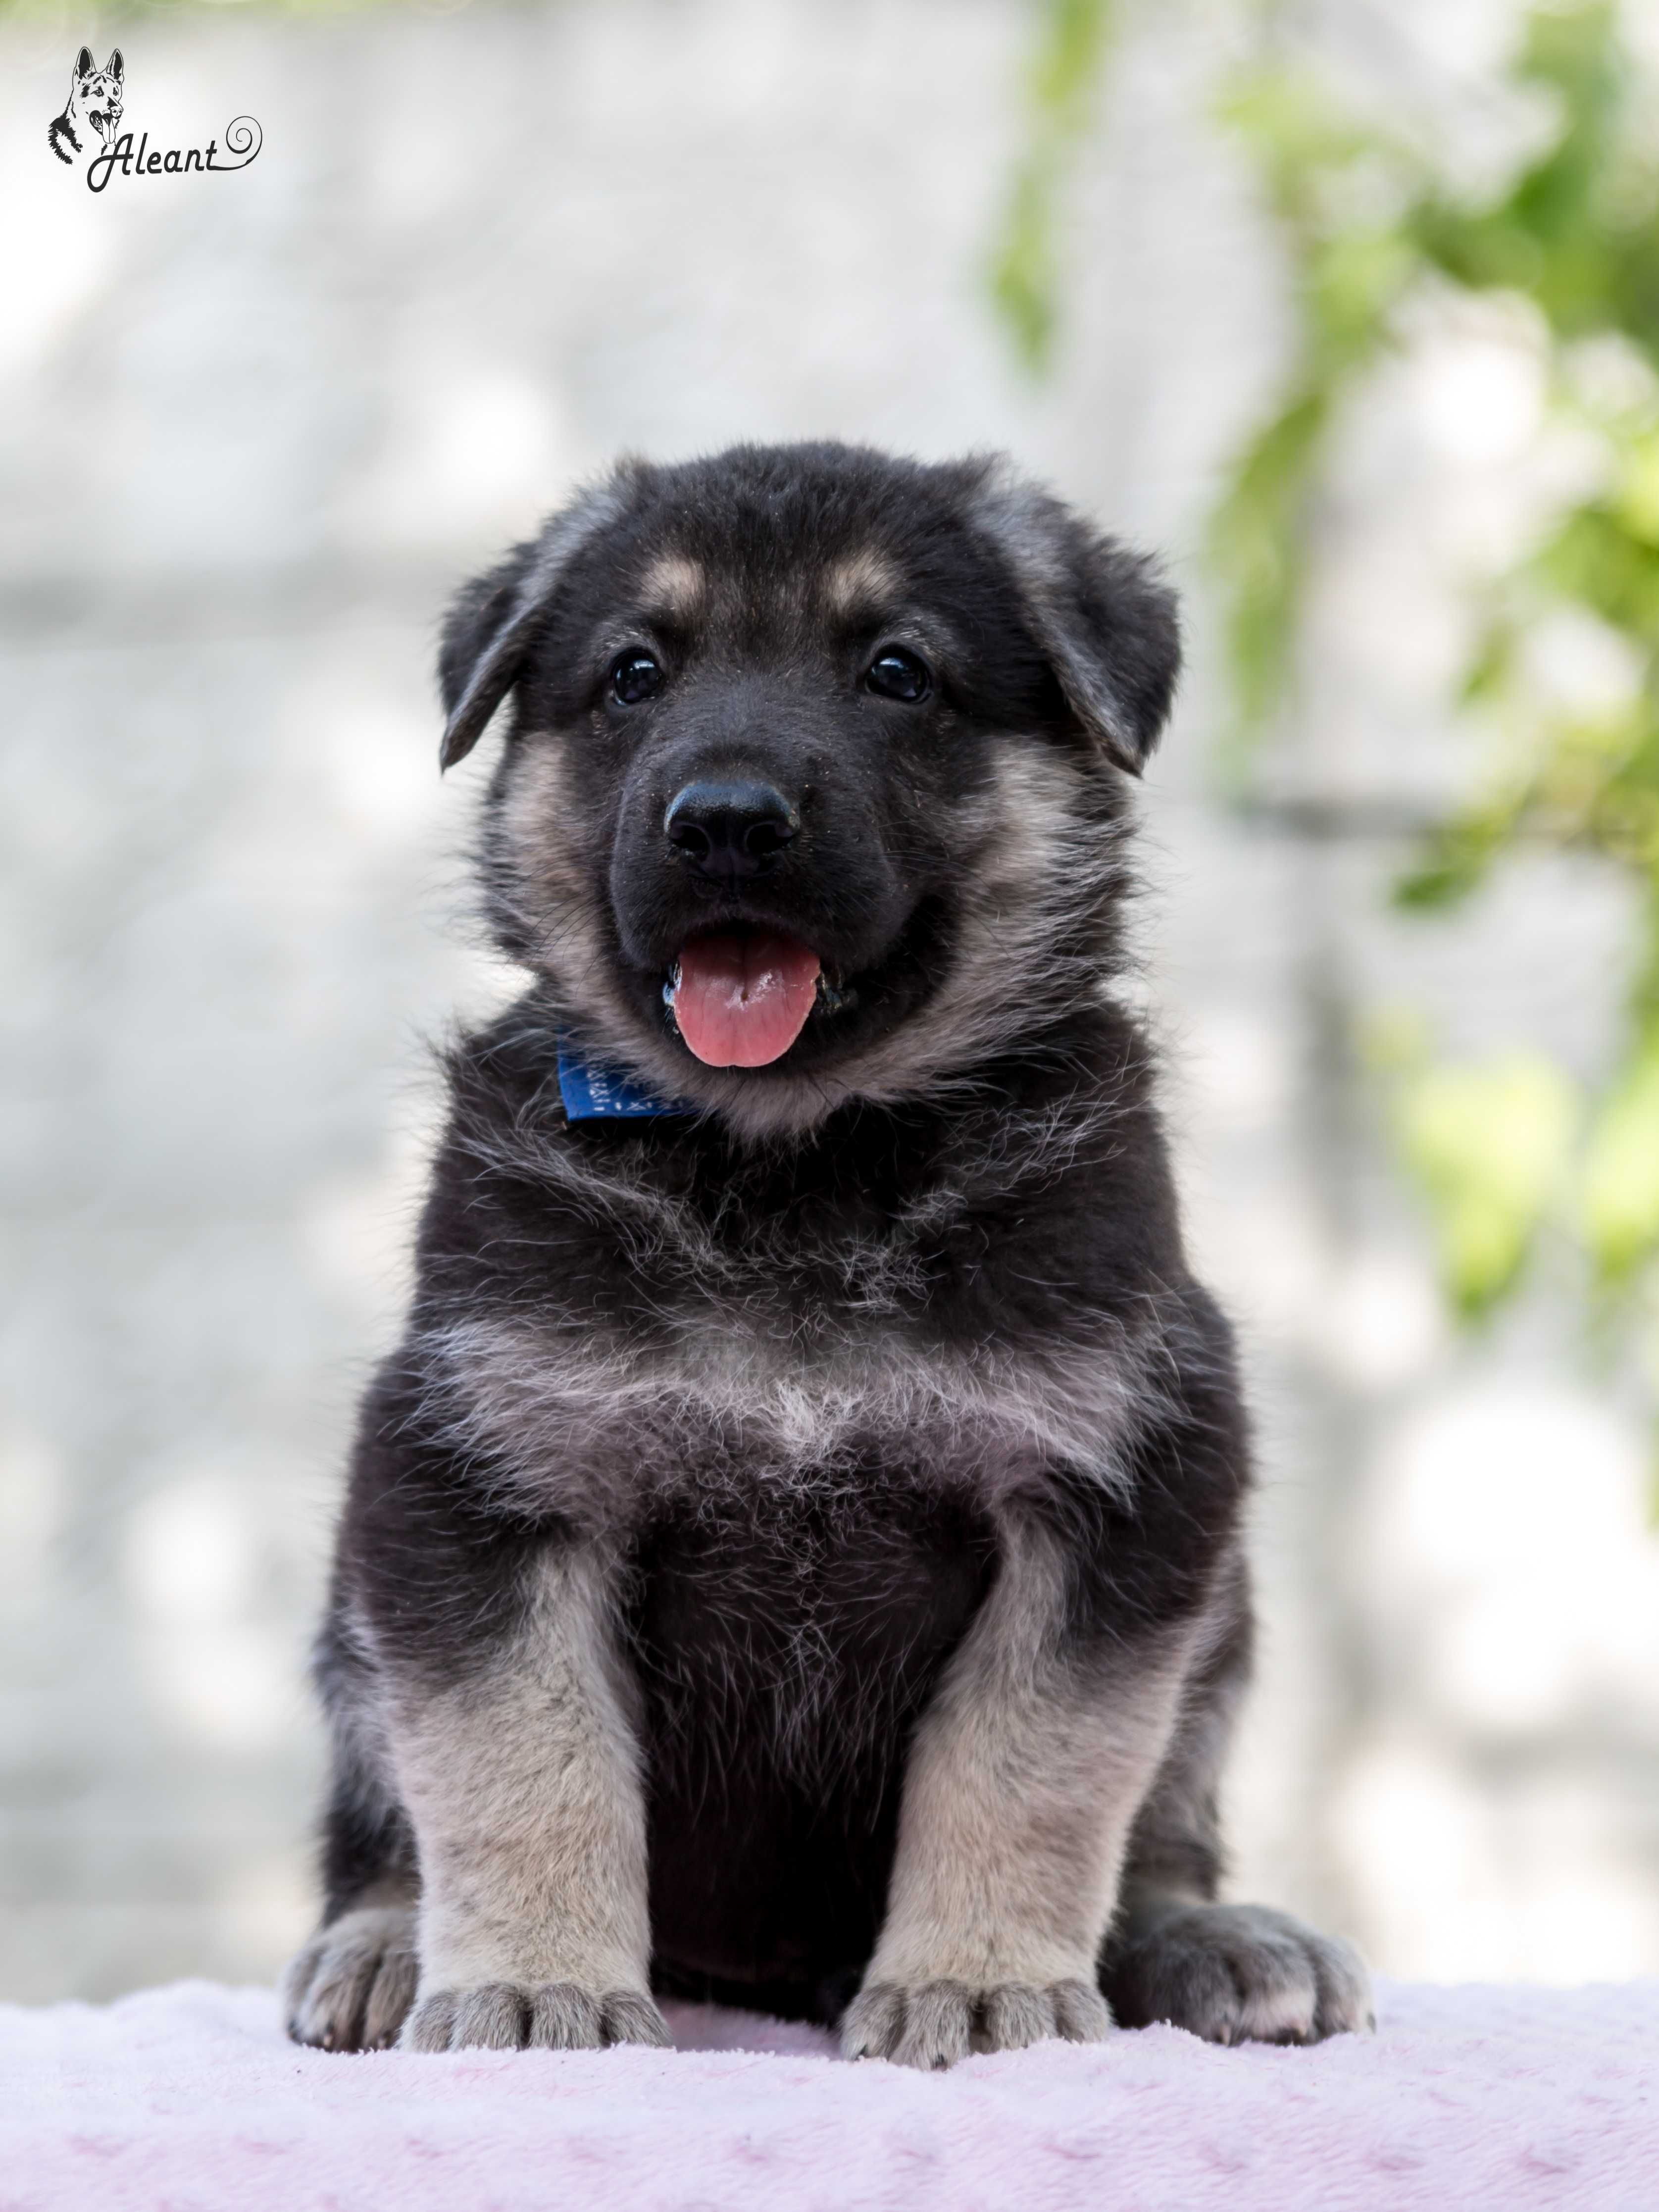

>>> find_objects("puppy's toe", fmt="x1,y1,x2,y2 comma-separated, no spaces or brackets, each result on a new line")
402,1984,528,2051
527,1983,603,2050
1308,1927,1374,2040
843,1976,1112,2067
977,1977,1111,2052
404,1981,669,2053
360,1943,420,2050
598,1989,672,2048
841,1981,906,2062
452,1984,532,2048
845,1980,973,2066
893,1980,975,2069
400,1991,448,2051
980,1982,1055,2052
284,1905,419,2053
1051,1978,1114,2044
1107,1904,1372,2045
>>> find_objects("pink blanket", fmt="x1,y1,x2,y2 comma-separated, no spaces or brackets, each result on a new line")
2,1977,1655,2210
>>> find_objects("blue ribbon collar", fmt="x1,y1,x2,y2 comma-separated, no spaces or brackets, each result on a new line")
556,1038,692,1121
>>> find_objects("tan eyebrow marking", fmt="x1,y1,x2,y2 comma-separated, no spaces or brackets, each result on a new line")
637,553,706,624
822,549,903,619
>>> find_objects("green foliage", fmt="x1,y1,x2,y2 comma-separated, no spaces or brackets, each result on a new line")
1219,2,1659,1427
1208,69,1418,761
1217,4,1659,732
1206,384,1327,768
996,0,1659,1451
1395,1054,1579,1315
990,0,1115,372
1583,1037,1659,1281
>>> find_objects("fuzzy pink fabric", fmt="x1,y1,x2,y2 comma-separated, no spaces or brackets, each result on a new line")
1,1978,1655,2210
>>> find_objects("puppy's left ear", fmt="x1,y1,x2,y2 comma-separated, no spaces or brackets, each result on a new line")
975,468,1180,774
106,50,124,83
437,475,631,771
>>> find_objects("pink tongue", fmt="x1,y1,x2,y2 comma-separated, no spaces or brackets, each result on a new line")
673,932,822,1067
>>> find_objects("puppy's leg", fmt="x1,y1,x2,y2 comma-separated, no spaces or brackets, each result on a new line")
1102,1542,1373,2043
392,1541,668,2054
285,1608,420,2052
844,1512,1192,2067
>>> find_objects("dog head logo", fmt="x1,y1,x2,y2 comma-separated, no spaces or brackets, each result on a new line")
49,47,125,167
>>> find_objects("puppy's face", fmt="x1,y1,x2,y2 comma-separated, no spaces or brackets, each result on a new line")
440,445,1178,1135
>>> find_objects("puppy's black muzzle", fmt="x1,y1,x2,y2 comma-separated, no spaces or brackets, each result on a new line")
664,781,800,881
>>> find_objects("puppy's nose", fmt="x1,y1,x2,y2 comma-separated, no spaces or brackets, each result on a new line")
663,781,800,879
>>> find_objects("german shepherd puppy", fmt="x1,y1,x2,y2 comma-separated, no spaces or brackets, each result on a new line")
49,47,124,167
283,443,1371,2066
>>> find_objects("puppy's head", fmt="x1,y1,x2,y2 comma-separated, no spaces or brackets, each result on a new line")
441,443,1178,1138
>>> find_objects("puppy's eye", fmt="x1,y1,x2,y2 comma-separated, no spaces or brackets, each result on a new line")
609,650,664,706
865,648,931,704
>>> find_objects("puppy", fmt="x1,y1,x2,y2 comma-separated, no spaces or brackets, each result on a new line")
49,47,124,167
283,442,1371,2065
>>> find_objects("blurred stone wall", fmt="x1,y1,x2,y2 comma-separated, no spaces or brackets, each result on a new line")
1,0,1655,2002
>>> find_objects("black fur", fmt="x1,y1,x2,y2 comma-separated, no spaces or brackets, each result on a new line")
291,442,1366,2055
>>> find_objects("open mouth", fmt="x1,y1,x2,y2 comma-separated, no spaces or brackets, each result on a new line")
667,929,823,1068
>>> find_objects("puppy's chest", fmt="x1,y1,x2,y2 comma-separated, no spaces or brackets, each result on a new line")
628,1470,996,1769
446,1147,1134,1508
551,1164,983,1402
620,1242,1002,1739
592,1214,988,1475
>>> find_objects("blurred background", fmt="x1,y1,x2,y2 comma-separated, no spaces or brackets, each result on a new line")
3,0,1658,2004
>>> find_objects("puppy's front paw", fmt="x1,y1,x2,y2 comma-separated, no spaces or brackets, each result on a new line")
402,1983,671,2053
1106,1903,1372,2045
842,1977,1111,2068
284,1904,419,2052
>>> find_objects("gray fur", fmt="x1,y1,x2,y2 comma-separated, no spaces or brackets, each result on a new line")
404,1981,670,2053
842,1514,1199,2062
844,1976,1112,2066
389,1544,663,2048
284,1898,418,2051
1107,1904,1373,2045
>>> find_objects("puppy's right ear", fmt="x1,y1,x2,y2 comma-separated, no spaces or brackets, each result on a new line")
75,46,95,77
437,541,537,771
436,478,631,772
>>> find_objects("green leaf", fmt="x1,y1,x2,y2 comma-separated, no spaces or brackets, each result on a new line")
1208,387,1329,741
990,160,1061,372
1582,1037,1659,1281
1396,1056,1580,1314
1617,437,1659,546
1394,808,1510,911
987,0,1115,373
